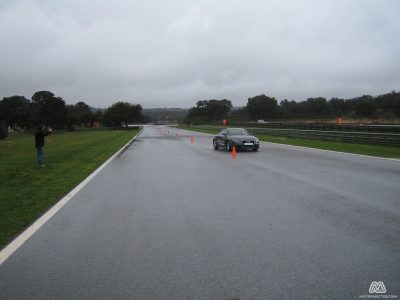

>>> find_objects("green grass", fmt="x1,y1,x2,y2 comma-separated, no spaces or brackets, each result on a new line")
177,125,400,159
0,129,140,248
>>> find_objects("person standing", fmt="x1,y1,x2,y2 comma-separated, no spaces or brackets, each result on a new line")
35,126,51,168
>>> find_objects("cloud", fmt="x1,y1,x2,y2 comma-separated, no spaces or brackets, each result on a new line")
0,0,399,107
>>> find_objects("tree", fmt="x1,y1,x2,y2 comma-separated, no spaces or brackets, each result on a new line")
303,97,330,117
67,101,94,126
92,110,103,125
328,98,347,117
31,91,69,128
246,94,279,120
0,121,7,139
0,95,31,129
102,101,143,127
185,99,232,123
355,97,377,117
229,107,249,121
280,99,302,118
377,91,400,116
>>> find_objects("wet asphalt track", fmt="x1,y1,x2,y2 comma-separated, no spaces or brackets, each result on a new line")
0,125,399,299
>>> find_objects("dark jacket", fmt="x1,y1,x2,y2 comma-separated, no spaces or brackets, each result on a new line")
35,129,49,147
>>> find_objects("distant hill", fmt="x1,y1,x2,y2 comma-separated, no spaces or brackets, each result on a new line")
143,108,188,123
89,106,104,113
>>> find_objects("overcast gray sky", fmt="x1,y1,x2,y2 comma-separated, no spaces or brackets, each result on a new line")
0,0,399,108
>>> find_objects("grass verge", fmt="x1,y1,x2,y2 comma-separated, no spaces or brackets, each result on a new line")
0,129,139,248
177,125,400,159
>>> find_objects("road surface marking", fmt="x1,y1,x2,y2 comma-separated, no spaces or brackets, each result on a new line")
0,129,143,266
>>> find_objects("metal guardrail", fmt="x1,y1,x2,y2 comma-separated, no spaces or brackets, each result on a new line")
193,125,400,146
199,121,400,133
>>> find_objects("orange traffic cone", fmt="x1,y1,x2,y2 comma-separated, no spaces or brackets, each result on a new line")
190,136,195,143
232,146,237,159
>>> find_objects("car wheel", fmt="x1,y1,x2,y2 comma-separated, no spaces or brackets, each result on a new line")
213,139,218,150
226,141,232,152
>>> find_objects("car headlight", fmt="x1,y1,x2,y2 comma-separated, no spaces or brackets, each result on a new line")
254,139,259,144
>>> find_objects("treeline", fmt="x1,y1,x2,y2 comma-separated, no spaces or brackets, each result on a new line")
0,91,146,139
185,99,232,123
185,91,400,123
143,108,188,123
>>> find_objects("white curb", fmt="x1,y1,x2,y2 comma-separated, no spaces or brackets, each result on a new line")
0,128,143,266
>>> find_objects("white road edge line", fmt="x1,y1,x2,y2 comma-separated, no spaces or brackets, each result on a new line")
172,126,400,162
261,141,400,162
0,128,144,266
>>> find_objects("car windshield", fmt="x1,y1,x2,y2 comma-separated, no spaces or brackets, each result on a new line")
226,129,249,136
